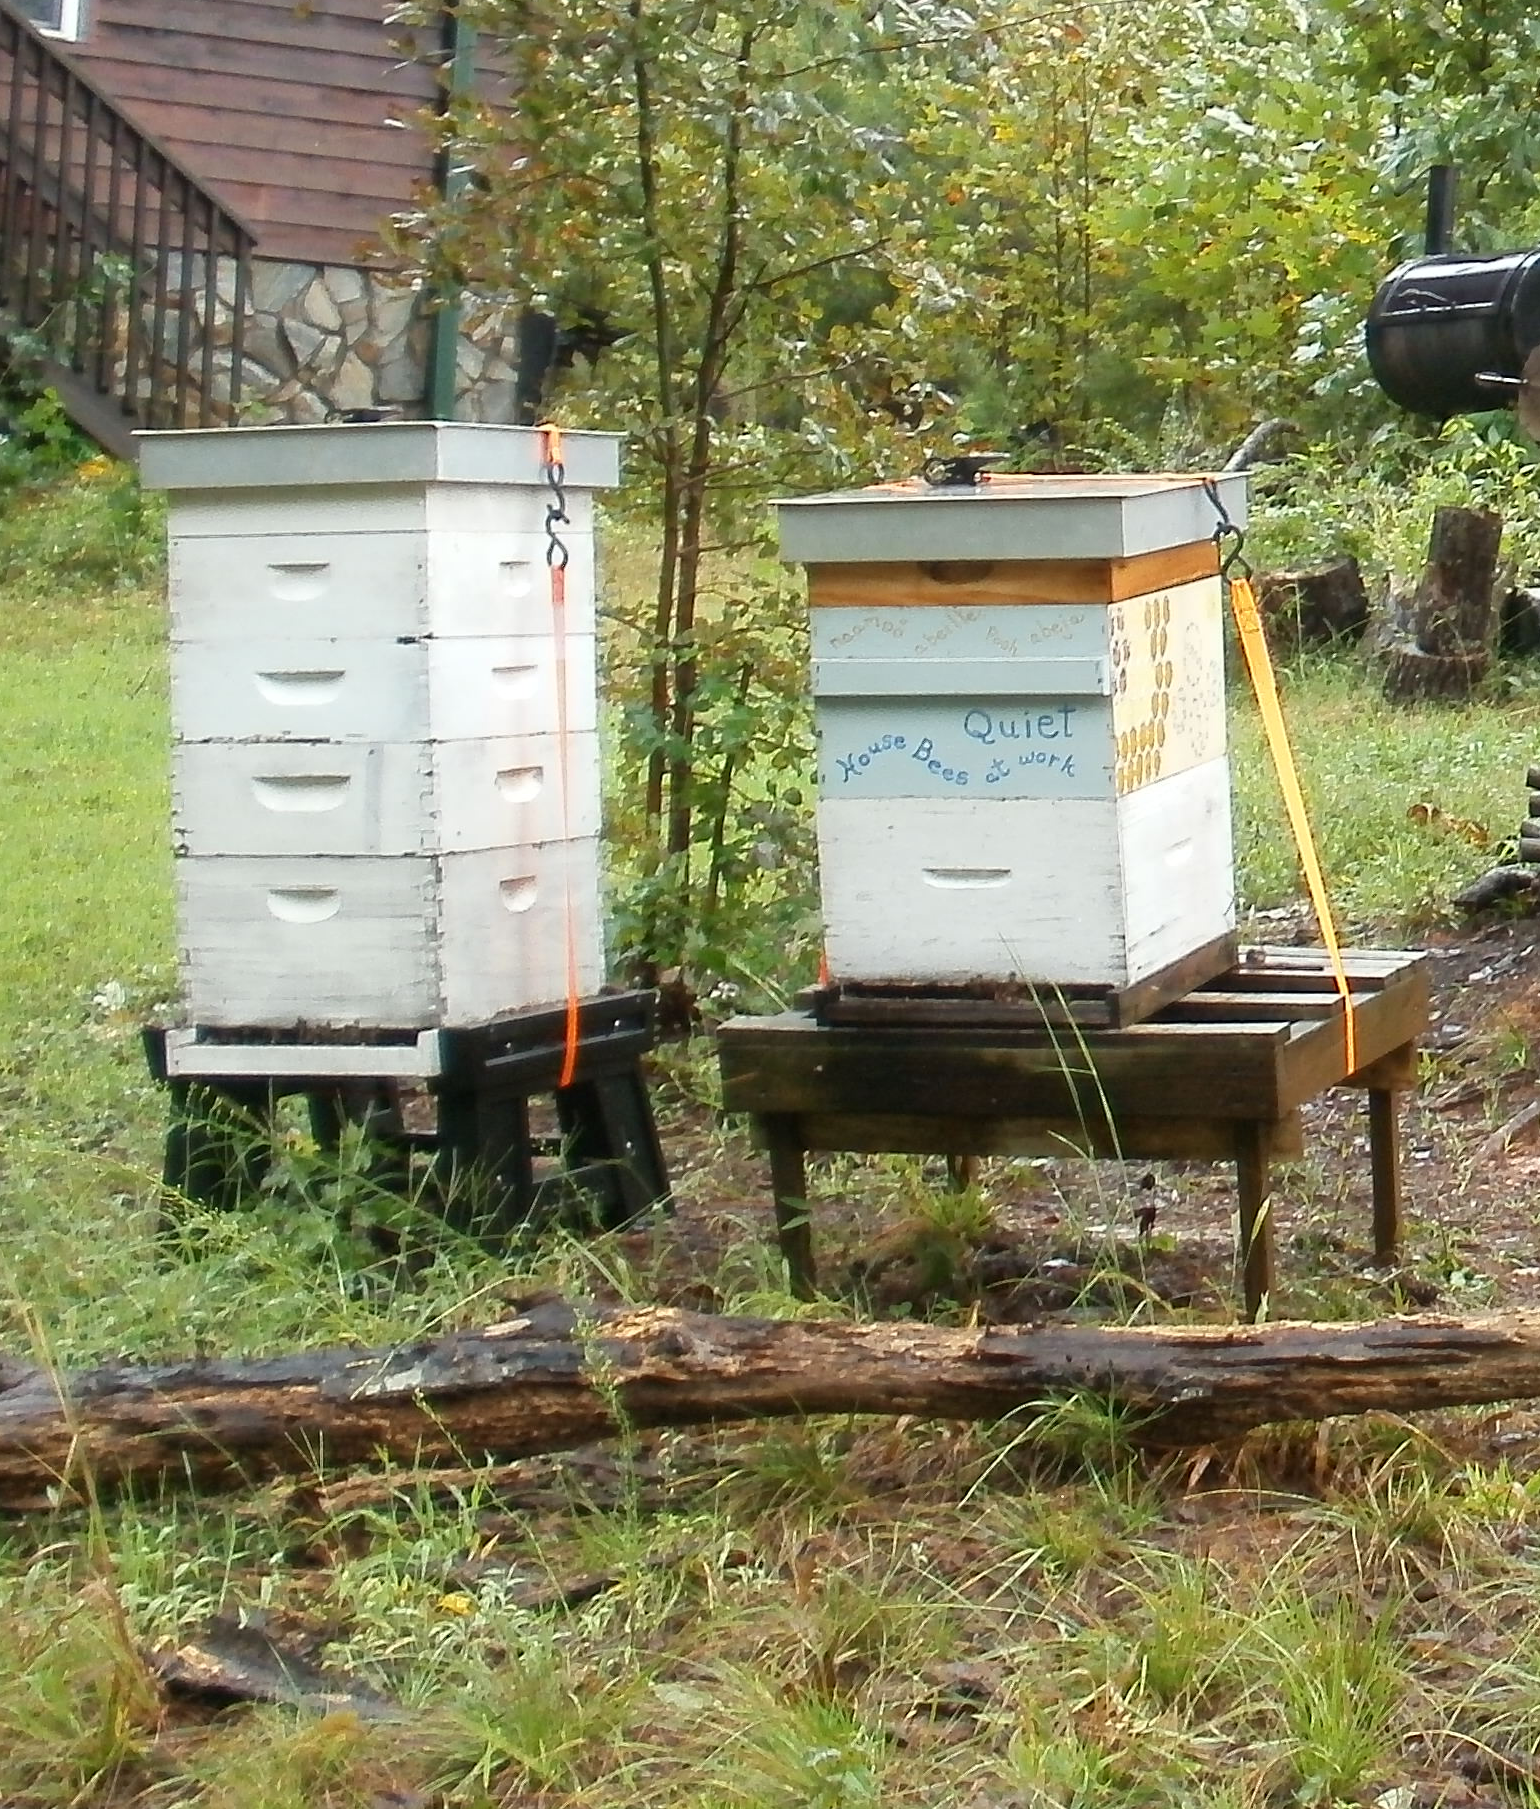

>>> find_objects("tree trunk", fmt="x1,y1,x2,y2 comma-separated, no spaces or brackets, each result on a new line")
1381,506,1502,701
1257,558,1369,650
12,1303,1540,1509
1411,506,1503,654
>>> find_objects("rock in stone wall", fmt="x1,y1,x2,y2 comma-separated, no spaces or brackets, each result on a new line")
155,255,527,424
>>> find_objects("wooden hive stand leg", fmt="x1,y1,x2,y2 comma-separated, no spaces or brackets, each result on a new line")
434,1037,536,1246
1233,1121,1276,1322
945,1154,979,1192
1368,1086,1403,1266
162,1078,275,1219
762,1113,816,1300
553,1070,672,1233
306,1089,348,1156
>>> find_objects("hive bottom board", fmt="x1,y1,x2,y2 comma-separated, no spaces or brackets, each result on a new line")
176,841,604,1028
816,757,1235,987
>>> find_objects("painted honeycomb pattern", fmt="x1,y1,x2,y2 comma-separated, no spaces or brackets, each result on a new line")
1109,579,1225,796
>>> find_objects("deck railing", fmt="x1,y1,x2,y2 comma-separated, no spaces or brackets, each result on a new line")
0,0,255,451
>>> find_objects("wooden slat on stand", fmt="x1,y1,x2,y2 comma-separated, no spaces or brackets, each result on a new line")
718,947,1431,1319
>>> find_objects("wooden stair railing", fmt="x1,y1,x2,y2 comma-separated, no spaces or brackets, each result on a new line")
0,0,256,459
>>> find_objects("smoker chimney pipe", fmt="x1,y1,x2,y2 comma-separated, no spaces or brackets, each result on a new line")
1425,165,1458,256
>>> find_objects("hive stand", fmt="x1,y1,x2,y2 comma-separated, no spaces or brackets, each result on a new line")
717,948,1430,1319
144,991,671,1243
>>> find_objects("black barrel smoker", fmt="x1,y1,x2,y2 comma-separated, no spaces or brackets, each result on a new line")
1366,166,1540,423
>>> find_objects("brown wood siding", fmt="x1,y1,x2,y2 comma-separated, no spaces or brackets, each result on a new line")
67,0,443,265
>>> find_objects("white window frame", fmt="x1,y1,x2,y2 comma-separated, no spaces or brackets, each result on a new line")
28,0,85,41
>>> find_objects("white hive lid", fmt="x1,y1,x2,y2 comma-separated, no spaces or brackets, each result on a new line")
777,470,1247,564
138,422,623,492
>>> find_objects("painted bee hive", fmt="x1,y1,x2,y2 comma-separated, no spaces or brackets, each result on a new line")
777,472,1246,1005
140,422,620,1030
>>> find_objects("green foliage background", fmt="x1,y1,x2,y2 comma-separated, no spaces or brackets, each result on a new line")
392,0,1540,982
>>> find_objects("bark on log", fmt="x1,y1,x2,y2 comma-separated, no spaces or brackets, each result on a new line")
13,1304,1540,1509
1257,558,1369,650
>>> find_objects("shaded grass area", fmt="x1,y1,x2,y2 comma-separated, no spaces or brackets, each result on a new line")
9,474,1540,1804
12,1410,1540,1807
1230,655,1540,931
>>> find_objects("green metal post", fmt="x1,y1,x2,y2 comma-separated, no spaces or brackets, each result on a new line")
424,0,478,421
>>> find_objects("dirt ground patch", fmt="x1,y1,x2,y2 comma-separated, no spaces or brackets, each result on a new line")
625,912,1540,1330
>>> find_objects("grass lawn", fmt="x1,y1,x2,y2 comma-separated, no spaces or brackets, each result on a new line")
9,474,1540,1806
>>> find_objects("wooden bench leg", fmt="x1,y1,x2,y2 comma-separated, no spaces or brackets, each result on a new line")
1368,1088,1402,1265
1233,1121,1275,1322
945,1154,978,1192
762,1113,815,1300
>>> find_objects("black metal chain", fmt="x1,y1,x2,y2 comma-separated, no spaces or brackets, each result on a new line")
1202,477,1252,581
542,440,571,573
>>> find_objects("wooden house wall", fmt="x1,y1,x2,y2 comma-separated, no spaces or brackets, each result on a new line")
67,0,445,266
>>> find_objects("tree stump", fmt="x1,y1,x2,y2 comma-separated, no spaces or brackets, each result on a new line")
1382,505,1502,702
1382,646,1490,701
1257,558,1369,651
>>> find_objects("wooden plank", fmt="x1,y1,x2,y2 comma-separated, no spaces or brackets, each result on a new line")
1245,945,1418,975
242,223,397,266
72,34,423,95
818,930,1237,1032
789,1110,1304,1162
155,142,427,205
1159,990,1343,1024
763,1117,815,1299
1347,1043,1420,1091
1274,963,1431,1112
1234,1122,1274,1320
1368,1088,1402,1264
94,0,425,57
1203,968,1393,995
111,100,430,166
1113,931,1239,1024
177,179,407,240
717,1015,1293,1122
95,0,409,25
86,62,434,129
805,544,1219,609
819,995,1116,1030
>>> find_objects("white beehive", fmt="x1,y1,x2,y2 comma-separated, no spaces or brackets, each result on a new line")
141,422,621,1031
777,472,1246,1012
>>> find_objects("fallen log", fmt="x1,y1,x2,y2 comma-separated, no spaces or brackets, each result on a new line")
11,1302,1540,1510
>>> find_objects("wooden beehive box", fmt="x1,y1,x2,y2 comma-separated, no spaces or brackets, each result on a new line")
777,472,1247,1026
140,422,621,1031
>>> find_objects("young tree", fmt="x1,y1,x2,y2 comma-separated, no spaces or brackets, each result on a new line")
399,0,927,983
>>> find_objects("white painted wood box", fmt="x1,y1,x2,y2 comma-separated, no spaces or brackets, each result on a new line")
141,423,620,1031
777,472,1247,1009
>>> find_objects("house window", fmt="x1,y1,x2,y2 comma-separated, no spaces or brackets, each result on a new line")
17,0,84,40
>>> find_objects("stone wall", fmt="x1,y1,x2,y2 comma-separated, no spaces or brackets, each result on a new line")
165,255,524,424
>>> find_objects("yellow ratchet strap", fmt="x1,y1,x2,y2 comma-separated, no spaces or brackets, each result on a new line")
1227,572,1358,1073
